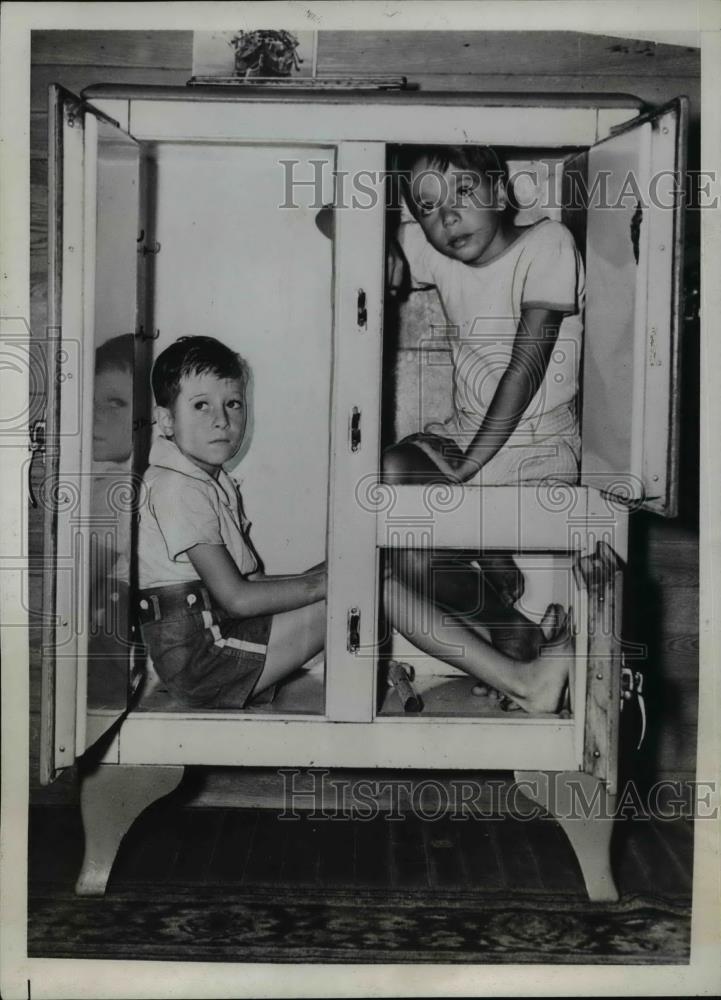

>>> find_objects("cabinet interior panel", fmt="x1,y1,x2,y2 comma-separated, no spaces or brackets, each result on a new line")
150,142,334,575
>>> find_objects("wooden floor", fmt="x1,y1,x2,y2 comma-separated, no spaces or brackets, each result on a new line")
29,799,694,898
27,785,694,966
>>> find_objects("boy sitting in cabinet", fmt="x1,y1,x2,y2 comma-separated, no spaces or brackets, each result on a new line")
135,335,571,713
383,144,584,695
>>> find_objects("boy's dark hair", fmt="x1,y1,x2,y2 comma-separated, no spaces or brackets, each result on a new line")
95,333,135,375
392,144,516,217
152,336,249,409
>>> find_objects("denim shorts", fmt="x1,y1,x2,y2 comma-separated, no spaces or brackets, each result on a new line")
138,582,272,709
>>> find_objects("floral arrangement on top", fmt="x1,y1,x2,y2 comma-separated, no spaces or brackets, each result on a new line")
229,30,303,78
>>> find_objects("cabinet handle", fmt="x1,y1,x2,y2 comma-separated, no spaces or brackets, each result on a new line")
350,406,361,452
347,607,361,653
357,288,367,329
621,662,647,750
28,418,46,509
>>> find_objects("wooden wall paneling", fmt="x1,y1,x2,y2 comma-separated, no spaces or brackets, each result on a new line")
30,159,48,271
30,160,49,357
32,29,699,80
315,31,700,79
31,30,193,69
31,113,49,159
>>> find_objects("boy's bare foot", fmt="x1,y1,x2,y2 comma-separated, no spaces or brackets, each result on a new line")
513,608,574,714
486,610,544,662
474,601,564,697
539,602,564,641
473,552,525,608
472,604,570,713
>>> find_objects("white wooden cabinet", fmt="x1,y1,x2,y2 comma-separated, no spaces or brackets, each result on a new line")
39,85,686,899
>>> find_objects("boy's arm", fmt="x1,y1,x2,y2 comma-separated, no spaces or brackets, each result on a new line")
458,307,563,480
248,560,324,583
188,544,326,618
416,308,563,482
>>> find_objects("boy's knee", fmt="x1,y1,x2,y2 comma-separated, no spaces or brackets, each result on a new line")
382,445,409,484
382,442,426,484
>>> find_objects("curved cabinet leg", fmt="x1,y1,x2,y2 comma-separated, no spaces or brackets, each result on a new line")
515,769,618,902
75,763,185,896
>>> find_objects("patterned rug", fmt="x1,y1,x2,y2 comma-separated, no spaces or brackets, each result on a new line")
28,885,690,964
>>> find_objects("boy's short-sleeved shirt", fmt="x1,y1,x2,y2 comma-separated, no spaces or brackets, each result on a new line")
398,217,585,434
138,436,258,589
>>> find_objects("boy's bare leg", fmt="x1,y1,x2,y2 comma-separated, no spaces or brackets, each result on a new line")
388,547,543,662
383,575,570,714
253,600,326,694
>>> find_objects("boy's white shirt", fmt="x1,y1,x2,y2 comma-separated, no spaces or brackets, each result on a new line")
138,435,258,589
398,217,585,435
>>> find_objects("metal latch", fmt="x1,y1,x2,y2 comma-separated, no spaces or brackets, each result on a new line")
621,660,647,749
630,201,643,265
347,607,360,653
28,418,46,508
357,289,367,329
350,407,361,452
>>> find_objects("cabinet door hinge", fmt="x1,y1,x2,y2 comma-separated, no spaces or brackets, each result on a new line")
138,239,161,257
135,326,160,341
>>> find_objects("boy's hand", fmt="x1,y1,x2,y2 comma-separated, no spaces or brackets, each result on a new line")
387,236,407,298
404,432,473,483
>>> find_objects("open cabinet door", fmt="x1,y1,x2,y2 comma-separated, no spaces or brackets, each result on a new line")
567,98,687,517
40,87,142,783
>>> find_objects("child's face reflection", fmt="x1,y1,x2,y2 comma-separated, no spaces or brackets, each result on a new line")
93,367,133,462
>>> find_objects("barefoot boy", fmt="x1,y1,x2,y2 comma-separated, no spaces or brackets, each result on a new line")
384,144,585,668
137,336,326,708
